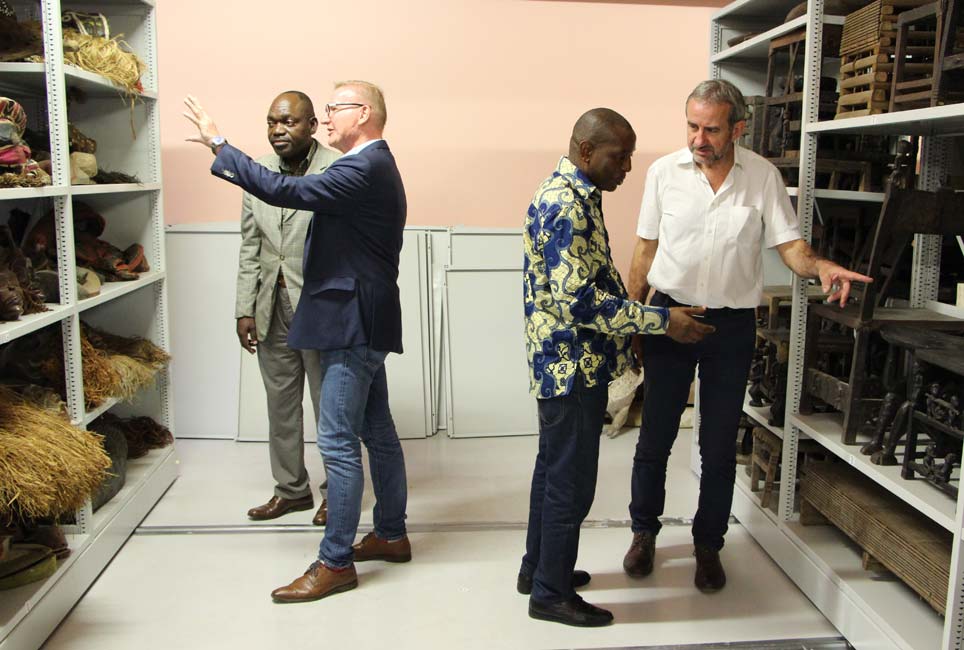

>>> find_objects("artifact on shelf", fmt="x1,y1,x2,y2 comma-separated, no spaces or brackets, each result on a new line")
889,1,964,110
0,543,56,590
0,97,51,188
87,414,128,512
800,184,964,443
61,26,145,98
800,459,952,614
0,386,110,523
0,223,48,318
91,169,140,185
70,151,97,185
5,520,71,561
0,3,42,63
68,123,97,155
95,412,172,460
26,202,151,284
81,322,170,405
898,346,964,496
835,0,937,119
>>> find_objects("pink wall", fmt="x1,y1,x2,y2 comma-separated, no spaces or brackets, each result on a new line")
158,0,728,273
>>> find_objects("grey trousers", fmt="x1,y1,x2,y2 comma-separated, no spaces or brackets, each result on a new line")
258,288,323,500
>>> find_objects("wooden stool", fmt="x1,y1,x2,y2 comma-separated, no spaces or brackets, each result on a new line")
750,427,782,508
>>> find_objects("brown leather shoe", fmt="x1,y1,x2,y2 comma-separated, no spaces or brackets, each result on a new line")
352,532,412,563
312,499,328,526
271,561,358,603
694,545,726,593
247,495,314,521
623,531,656,577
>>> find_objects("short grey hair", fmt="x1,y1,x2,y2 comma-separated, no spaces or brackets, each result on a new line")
686,79,747,127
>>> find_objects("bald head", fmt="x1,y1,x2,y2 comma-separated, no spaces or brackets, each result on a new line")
568,108,636,192
266,90,318,162
569,108,634,156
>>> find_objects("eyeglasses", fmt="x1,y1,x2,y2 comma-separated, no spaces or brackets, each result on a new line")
324,103,366,116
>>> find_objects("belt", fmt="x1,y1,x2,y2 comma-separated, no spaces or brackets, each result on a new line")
655,291,754,317
277,271,286,288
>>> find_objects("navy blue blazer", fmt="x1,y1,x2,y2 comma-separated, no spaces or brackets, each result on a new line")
212,141,406,353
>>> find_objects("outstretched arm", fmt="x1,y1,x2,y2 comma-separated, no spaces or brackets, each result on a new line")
776,238,873,307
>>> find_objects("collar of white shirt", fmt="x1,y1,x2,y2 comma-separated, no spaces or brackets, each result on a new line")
344,138,384,157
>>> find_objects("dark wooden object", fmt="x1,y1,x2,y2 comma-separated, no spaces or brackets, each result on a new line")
801,187,964,444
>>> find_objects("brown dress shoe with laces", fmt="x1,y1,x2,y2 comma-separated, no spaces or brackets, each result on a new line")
352,532,412,562
312,499,328,526
247,495,314,521
271,561,358,603
694,545,726,593
623,531,656,577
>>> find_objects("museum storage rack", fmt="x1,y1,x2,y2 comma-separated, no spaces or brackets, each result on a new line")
0,0,176,648
707,1,964,649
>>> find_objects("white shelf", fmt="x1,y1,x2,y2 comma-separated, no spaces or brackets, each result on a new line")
0,448,176,650
784,187,884,202
0,63,47,95
79,396,120,427
808,104,964,137
0,304,73,345
0,63,156,100
814,189,886,202
0,533,89,640
743,393,784,439
64,65,156,100
0,186,68,201
790,412,957,532
714,15,845,63
784,521,944,650
713,0,804,22
713,15,809,63
70,183,161,195
77,270,164,312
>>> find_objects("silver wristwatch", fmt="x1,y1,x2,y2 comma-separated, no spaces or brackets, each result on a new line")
210,135,226,153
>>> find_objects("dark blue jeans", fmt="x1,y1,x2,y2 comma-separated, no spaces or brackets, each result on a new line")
521,375,608,603
315,345,408,568
629,293,756,551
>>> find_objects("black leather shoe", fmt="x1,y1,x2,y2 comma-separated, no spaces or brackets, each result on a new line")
516,569,590,595
694,545,726,593
623,531,655,577
528,594,613,627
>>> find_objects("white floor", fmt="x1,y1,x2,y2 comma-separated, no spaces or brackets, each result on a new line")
42,430,839,650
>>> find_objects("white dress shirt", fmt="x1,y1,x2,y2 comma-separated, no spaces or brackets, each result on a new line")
637,145,801,309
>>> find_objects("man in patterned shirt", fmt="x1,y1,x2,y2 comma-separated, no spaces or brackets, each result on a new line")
519,108,713,627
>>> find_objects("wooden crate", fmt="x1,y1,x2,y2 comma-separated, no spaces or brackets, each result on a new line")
836,0,936,118
800,460,952,614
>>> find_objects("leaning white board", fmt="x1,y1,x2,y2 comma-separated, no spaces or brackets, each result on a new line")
444,267,538,438
166,223,242,439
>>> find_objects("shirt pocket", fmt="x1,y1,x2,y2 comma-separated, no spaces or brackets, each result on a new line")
726,206,762,247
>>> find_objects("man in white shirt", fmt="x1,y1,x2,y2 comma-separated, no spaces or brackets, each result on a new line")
622,79,871,593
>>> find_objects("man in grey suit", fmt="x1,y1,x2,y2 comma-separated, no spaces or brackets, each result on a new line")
237,91,338,524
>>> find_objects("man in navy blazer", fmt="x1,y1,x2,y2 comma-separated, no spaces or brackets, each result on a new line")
185,81,410,603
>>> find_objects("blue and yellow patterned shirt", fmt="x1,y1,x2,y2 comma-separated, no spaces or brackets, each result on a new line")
524,156,669,398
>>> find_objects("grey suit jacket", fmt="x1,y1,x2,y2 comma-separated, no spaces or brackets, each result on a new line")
235,140,339,340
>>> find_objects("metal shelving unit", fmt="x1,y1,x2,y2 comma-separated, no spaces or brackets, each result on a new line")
0,1,175,648
709,2,964,649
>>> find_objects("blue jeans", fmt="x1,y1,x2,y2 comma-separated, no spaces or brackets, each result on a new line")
521,375,608,603
315,345,408,568
630,292,756,551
